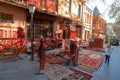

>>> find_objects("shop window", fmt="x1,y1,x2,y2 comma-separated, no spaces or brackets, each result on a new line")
0,12,14,23
27,18,53,41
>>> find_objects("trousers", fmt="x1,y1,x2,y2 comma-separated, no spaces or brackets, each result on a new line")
105,55,110,64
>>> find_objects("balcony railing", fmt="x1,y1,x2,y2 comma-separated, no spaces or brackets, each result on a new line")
5,0,26,5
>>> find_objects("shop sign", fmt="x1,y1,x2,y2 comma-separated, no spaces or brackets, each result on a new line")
46,0,57,13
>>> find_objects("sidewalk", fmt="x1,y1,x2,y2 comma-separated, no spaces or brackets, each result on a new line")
91,45,120,80
0,48,105,80
0,56,48,80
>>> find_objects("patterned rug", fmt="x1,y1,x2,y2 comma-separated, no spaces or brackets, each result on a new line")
61,72,85,80
68,63,97,80
46,53,66,64
87,48,105,52
78,53,104,69
70,68,92,80
44,63,72,80
44,63,95,80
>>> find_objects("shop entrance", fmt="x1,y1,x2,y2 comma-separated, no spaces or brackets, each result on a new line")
27,18,53,42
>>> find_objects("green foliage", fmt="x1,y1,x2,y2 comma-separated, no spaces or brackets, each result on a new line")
115,16,120,23
109,0,120,19
112,36,116,39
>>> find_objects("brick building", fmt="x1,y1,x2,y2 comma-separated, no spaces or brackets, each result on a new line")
92,6,106,40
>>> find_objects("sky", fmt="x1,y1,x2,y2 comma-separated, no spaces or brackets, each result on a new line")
86,0,115,23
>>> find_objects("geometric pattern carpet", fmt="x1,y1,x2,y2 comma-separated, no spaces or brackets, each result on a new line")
44,63,72,80
45,63,93,80
78,53,104,70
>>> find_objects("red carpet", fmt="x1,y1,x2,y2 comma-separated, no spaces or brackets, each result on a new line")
46,53,66,64
61,72,89,80
44,64,71,80
70,68,92,80
46,57,66,64
78,53,104,69
87,48,105,52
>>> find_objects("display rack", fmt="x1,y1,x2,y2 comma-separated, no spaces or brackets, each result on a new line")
0,38,20,60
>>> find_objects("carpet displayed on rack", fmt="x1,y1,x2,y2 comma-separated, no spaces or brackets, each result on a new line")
78,53,104,69
44,63,72,80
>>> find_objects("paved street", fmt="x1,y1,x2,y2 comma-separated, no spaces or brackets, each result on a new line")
91,45,120,80
0,45,120,80
0,56,48,80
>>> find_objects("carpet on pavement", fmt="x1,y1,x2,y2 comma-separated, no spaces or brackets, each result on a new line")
86,48,105,52
44,63,72,80
46,52,66,64
78,52,104,70
44,63,92,80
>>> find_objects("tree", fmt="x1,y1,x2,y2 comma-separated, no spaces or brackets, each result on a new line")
108,0,120,20
108,0,120,37
115,16,120,23
112,24,120,37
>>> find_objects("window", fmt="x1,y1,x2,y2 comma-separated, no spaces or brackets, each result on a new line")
78,5,81,17
0,29,3,38
66,0,71,13
0,12,13,23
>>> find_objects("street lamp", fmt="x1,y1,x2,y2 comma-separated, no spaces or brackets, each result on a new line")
28,3,36,61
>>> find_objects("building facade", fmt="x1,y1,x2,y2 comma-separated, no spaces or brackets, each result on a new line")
57,0,84,47
0,1,26,45
0,0,93,49
82,3,93,43
92,6,106,41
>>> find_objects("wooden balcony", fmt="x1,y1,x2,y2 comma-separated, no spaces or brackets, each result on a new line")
5,0,26,5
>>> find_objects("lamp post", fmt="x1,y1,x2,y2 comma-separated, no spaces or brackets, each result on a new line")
28,3,36,61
